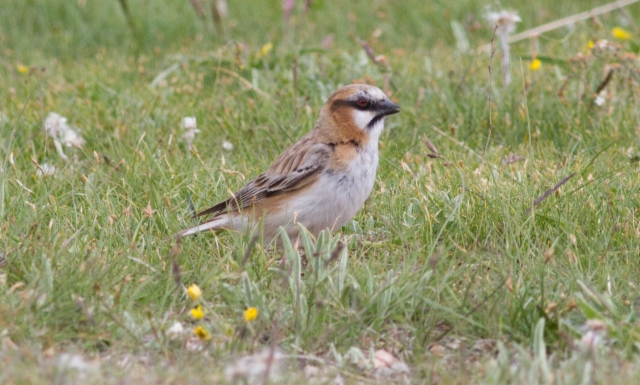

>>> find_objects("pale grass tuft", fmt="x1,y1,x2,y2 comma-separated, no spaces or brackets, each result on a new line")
181,116,200,151
222,140,234,151
224,348,285,383
485,10,521,86
372,349,410,378
166,321,185,338
44,112,85,160
36,163,56,177
579,319,607,350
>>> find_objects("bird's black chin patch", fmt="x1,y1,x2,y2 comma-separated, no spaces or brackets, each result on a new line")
366,114,385,130
366,106,399,130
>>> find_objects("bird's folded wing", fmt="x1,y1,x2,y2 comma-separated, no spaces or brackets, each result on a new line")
196,141,332,217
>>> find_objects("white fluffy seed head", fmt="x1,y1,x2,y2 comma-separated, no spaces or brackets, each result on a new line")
182,117,197,129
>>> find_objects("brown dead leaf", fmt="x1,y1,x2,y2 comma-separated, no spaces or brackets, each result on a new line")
142,202,156,218
501,153,526,165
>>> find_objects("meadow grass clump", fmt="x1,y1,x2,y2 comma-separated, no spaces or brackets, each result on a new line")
2,0,640,383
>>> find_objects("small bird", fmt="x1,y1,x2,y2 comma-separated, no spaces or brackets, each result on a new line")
177,84,400,245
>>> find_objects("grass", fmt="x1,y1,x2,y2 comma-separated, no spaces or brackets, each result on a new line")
2,0,640,383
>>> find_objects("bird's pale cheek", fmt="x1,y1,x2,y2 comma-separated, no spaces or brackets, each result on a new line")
352,109,376,131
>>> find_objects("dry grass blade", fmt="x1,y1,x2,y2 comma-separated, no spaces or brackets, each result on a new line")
358,39,377,64
212,67,269,98
358,38,397,92
324,240,344,267
262,316,280,385
189,0,206,19
431,125,483,162
116,0,137,34
526,172,576,214
479,0,640,51
595,69,615,95
169,238,182,287
241,235,258,266
211,0,226,34
484,25,497,155
502,153,526,165
424,276,508,345
61,225,86,249
424,135,441,159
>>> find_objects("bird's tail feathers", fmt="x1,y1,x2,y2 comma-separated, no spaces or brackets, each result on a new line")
175,216,230,238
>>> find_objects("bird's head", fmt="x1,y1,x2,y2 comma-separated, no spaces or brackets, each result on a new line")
318,84,400,144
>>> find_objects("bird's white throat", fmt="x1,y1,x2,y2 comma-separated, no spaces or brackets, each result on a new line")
352,109,385,142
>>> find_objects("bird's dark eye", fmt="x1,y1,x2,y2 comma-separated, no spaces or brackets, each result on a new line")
357,98,368,107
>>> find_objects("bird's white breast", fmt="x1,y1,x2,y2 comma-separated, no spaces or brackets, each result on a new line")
273,126,381,236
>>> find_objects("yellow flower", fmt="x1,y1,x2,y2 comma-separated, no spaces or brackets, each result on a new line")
530,59,541,71
586,40,595,50
190,305,205,319
612,27,632,41
243,307,258,322
17,64,28,74
259,42,273,57
187,284,202,301
193,326,211,340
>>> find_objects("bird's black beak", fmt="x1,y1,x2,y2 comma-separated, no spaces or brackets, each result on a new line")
377,99,400,117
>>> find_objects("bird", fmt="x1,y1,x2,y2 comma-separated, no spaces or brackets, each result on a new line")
176,84,400,246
